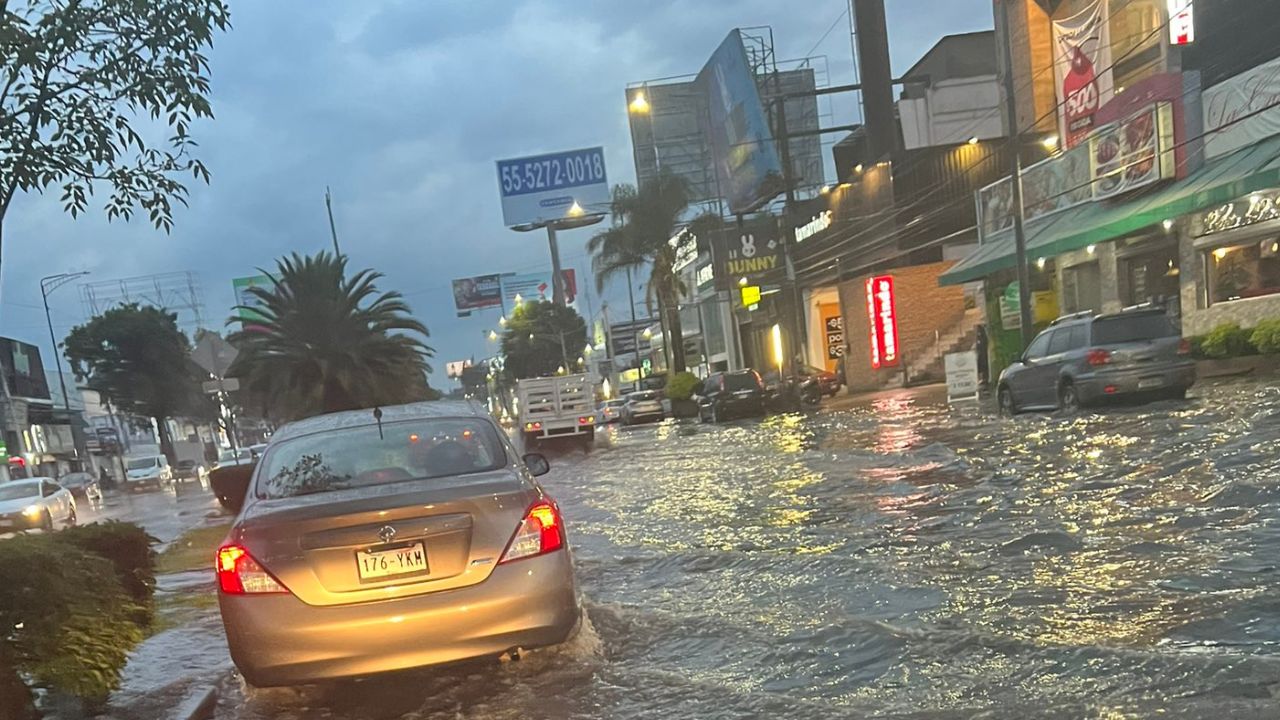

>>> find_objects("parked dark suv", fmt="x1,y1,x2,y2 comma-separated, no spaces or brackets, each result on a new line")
997,307,1195,414
696,370,766,422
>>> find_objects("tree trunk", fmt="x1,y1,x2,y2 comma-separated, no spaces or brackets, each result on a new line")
0,651,37,720
664,285,686,374
154,416,175,463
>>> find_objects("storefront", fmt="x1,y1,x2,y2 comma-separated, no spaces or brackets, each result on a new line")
1180,187,1280,335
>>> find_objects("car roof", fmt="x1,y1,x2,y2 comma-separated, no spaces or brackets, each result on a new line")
8,478,47,486
271,400,491,443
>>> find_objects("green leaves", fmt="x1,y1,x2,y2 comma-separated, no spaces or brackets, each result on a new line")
499,300,588,380
0,0,231,231
228,252,437,422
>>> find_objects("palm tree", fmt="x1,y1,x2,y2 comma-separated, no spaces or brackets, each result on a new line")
589,172,692,373
228,251,435,422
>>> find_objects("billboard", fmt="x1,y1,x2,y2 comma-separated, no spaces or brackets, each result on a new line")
495,147,609,227
865,275,899,369
451,274,503,317
696,30,784,215
629,69,822,206
710,216,784,290
0,338,50,401
1052,0,1115,148
501,269,577,308
232,275,273,323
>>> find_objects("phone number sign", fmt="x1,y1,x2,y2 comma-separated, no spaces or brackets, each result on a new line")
496,147,609,227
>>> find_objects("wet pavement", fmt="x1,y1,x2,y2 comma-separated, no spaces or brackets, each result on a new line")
118,375,1280,718
84,479,223,545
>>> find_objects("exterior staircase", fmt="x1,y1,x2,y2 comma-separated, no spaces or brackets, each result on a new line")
904,308,984,385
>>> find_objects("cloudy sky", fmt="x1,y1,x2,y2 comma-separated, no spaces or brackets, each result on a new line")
2,0,992,386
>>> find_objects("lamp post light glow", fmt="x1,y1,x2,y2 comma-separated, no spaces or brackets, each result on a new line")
628,91,650,114
770,323,784,372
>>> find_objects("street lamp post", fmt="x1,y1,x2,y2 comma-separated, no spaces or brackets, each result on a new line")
40,272,90,415
41,271,90,462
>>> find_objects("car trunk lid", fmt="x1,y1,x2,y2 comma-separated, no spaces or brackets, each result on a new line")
233,471,535,607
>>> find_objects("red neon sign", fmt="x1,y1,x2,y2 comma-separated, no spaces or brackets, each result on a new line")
865,275,899,369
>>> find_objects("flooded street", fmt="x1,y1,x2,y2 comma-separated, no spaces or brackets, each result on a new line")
188,376,1280,719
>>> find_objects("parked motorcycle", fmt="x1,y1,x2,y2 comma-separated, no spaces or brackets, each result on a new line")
764,373,823,413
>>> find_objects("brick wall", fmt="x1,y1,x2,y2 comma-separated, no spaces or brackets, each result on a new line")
837,261,968,390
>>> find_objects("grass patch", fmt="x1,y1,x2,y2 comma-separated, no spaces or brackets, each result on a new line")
156,522,231,575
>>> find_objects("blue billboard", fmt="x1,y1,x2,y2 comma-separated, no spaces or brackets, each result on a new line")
696,30,784,215
496,147,610,226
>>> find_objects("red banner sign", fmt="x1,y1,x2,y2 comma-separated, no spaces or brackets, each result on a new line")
865,275,899,369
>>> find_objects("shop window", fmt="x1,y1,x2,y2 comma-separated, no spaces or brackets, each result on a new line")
1062,262,1102,313
1121,247,1180,311
1206,237,1280,304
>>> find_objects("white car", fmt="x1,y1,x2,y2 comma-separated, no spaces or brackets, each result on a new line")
124,455,173,491
0,478,76,533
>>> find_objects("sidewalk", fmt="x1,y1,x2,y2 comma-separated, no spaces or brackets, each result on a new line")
822,382,954,412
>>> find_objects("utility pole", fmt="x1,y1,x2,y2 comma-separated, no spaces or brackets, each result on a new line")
546,224,566,306
774,95,807,377
325,186,342,257
997,0,1035,346
41,271,90,462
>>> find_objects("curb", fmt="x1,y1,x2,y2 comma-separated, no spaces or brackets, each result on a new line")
174,685,218,720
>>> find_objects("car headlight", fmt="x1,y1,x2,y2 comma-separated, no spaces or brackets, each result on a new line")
22,505,41,518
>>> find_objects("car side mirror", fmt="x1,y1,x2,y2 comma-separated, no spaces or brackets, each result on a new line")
523,453,551,477
209,462,256,514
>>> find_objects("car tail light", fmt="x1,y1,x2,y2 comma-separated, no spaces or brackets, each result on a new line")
499,500,565,564
216,544,288,594
1177,339,1191,356
1086,349,1112,366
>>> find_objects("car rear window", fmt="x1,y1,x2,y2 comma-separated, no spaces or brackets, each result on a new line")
723,372,761,391
630,392,657,402
257,418,508,499
1091,314,1178,344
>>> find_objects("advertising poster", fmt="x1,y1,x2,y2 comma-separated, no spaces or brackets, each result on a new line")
451,274,503,316
1052,0,1115,148
696,30,784,215
1090,103,1174,199
495,147,609,227
501,269,577,309
232,275,274,324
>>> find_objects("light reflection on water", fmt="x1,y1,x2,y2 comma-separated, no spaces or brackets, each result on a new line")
218,376,1280,719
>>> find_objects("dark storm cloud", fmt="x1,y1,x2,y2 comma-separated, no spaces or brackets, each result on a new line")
1,0,993,381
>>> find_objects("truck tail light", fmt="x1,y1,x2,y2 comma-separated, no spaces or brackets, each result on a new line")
1086,349,1112,366
1177,339,1191,356
216,544,289,595
524,421,542,431
499,500,565,564
578,416,594,425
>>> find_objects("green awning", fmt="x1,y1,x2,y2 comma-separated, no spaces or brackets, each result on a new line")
939,133,1280,285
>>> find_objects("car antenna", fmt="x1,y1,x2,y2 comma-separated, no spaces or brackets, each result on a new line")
373,407,384,439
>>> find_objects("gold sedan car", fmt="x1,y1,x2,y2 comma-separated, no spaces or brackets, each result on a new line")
215,402,579,687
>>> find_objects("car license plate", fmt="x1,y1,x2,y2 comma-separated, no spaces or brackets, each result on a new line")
1138,378,1164,389
356,543,428,580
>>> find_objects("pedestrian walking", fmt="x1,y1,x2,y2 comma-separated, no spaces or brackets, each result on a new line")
975,325,990,387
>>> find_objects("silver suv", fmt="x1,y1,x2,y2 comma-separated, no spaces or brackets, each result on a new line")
997,307,1195,414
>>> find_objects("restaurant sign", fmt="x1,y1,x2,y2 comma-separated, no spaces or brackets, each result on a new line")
1193,188,1280,237
865,275,899,369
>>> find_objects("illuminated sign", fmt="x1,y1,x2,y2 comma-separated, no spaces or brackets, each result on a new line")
1168,0,1194,46
865,275,899,369
695,263,714,289
794,210,832,243
740,285,761,308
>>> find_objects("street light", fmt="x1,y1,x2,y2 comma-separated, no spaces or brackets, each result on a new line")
488,330,498,341
628,90,650,114
498,315,507,326
40,271,90,419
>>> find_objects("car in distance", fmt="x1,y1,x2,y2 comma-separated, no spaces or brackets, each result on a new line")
597,399,625,424
58,471,103,508
215,401,579,687
697,370,766,423
0,478,76,532
174,459,207,482
997,307,1195,414
798,364,842,397
621,391,664,425
124,455,172,491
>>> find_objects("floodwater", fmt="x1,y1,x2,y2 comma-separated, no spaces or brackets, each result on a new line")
135,376,1280,718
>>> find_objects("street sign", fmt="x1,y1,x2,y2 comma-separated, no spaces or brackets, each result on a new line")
945,351,980,403
496,147,610,227
192,334,239,378
202,377,240,394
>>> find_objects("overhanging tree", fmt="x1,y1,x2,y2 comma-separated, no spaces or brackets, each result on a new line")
63,304,202,460
0,0,232,282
